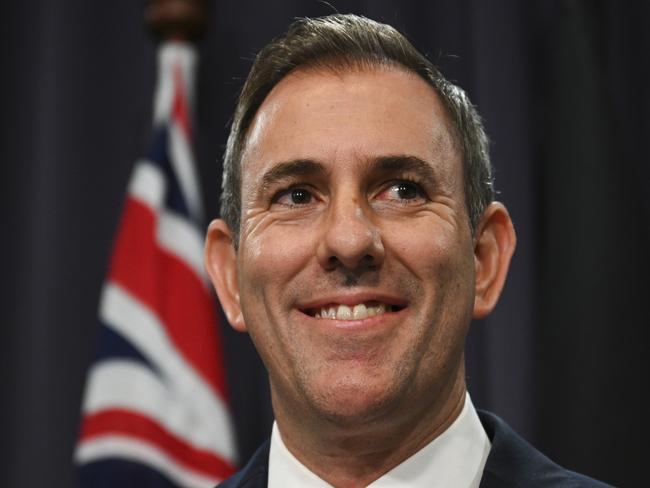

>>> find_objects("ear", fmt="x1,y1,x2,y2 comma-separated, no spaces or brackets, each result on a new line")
472,202,517,319
204,219,247,332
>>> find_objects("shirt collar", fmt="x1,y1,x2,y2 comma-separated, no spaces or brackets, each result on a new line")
268,392,490,488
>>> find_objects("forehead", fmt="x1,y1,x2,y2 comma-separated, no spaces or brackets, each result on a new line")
241,66,461,188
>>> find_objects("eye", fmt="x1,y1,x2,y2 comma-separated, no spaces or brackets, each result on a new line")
377,180,426,202
273,187,314,206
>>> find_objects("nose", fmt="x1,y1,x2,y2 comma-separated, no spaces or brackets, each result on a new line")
316,194,385,271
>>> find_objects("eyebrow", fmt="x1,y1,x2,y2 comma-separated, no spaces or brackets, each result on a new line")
370,155,438,184
255,154,438,199
258,159,328,195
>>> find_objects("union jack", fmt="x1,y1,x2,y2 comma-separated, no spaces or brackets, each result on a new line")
75,42,236,487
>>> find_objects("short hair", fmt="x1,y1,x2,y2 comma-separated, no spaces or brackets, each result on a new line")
220,14,494,243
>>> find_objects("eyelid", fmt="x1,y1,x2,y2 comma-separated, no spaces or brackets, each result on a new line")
271,183,320,206
376,178,429,200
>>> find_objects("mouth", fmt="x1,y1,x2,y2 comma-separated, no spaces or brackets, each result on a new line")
301,301,406,321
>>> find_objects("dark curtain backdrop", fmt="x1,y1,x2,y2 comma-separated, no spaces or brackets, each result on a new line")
2,1,647,487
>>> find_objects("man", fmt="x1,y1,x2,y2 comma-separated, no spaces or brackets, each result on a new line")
205,14,610,488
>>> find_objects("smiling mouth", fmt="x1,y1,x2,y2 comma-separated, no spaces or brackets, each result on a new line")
303,302,405,321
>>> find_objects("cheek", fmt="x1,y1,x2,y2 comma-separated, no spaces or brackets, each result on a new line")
239,222,318,301
385,219,475,326
237,224,323,387
384,220,469,276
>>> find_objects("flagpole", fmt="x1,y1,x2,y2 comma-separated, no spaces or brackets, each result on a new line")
146,0,209,221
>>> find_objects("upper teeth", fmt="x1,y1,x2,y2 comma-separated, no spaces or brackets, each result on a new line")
315,303,387,320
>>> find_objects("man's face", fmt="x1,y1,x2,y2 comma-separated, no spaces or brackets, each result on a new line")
224,67,478,423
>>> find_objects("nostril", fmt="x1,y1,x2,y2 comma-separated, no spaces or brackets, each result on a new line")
318,221,385,271
326,256,340,270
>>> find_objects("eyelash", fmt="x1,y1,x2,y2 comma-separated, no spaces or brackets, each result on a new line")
272,185,316,207
378,178,428,203
271,177,428,208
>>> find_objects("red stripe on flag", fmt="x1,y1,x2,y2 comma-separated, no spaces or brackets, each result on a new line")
172,65,191,138
108,197,228,399
80,409,235,479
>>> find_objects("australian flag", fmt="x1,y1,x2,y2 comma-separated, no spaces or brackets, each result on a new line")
75,42,236,487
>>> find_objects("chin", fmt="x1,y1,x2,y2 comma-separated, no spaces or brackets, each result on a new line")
307,376,404,426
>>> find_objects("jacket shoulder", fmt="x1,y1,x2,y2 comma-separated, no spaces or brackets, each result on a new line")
478,410,612,488
216,440,270,488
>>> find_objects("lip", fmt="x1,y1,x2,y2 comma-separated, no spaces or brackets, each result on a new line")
296,291,408,312
295,306,406,333
294,291,408,330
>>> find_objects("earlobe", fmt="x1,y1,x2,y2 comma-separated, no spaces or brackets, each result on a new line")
204,219,247,332
472,202,517,319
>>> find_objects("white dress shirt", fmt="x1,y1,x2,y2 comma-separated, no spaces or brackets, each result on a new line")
268,393,490,487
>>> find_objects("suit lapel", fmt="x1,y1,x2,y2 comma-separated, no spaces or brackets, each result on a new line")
217,440,270,488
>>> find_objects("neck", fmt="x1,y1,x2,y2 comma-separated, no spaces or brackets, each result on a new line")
273,367,467,488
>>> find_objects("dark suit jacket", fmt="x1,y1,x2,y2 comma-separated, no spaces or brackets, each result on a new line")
217,410,612,487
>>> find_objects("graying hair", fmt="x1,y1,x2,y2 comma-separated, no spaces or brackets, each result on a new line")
220,14,494,243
